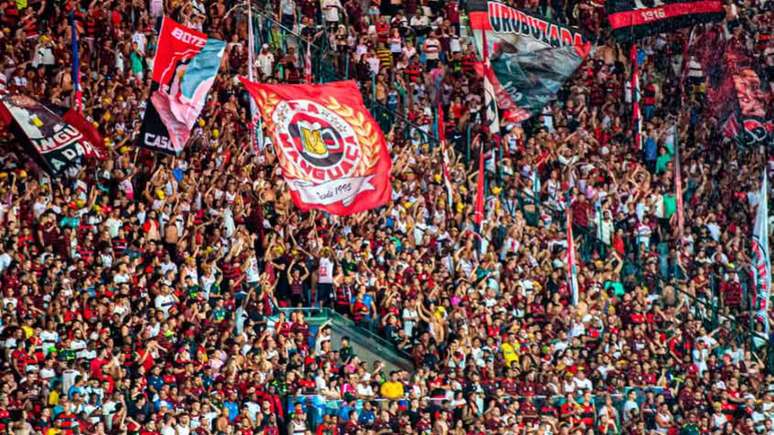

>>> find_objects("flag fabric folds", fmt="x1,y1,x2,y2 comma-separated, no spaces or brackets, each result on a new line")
752,171,771,332
732,69,772,147
480,27,500,135
468,0,590,124
696,28,772,148
138,17,225,155
0,95,104,176
606,0,724,42
241,79,392,216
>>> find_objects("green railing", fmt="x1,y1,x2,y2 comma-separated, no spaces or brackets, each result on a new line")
274,307,413,363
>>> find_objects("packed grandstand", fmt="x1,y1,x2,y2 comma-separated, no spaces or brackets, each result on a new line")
0,0,772,433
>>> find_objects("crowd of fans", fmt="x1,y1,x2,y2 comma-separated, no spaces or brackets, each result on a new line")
0,0,773,433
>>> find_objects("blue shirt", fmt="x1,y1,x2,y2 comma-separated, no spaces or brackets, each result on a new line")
337,404,353,422
358,409,375,425
67,385,85,400
644,136,657,161
224,401,239,422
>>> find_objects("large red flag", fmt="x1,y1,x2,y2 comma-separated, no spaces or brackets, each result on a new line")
241,78,392,216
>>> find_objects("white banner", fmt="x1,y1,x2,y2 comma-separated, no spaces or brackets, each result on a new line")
287,176,376,206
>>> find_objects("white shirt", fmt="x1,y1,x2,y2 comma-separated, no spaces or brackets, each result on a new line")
105,217,122,238
33,46,55,67
623,399,639,422
573,376,593,392
318,257,334,284
257,52,275,77
0,252,11,273
155,293,176,315
132,32,147,55
321,0,341,22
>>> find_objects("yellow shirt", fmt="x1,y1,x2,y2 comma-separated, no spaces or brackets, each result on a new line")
501,342,519,367
380,381,404,400
48,390,59,406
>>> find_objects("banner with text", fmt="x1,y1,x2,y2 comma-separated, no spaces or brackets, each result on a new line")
0,95,103,176
138,17,225,155
468,0,590,123
606,0,723,42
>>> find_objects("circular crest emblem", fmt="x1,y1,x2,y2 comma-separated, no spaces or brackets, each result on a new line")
273,99,361,182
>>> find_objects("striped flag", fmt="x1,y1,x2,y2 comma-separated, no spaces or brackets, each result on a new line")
437,104,454,209
305,40,313,84
630,44,641,150
673,126,684,240
566,197,579,305
752,171,771,333
481,28,500,136
68,12,82,112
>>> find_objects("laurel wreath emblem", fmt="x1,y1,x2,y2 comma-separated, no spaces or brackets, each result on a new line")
323,96,381,176
252,89,381,181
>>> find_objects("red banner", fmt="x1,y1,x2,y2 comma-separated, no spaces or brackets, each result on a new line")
138,17,224,155
607,0,723,30
241,79,392,216
151,18,207,84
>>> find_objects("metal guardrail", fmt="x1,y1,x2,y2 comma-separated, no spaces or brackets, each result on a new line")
276,307,413,362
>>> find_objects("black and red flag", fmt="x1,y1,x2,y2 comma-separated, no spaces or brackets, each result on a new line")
606,0,724,42
0,94,104,176
468,0,590,124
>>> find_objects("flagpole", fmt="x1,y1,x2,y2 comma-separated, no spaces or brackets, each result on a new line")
69,12,83,113
630,43,641,151
674,123,684,242
437,103,453,211
752,169,771,338
566,189,579,306
246,0,259,153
